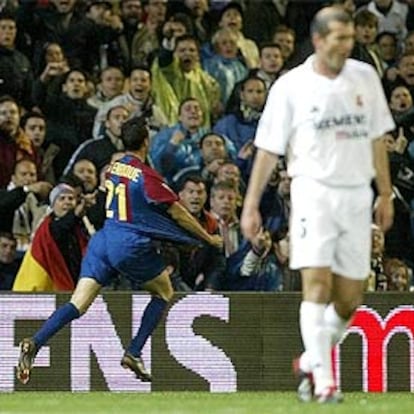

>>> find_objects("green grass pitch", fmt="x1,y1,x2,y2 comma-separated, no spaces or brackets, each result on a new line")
1,392,414,414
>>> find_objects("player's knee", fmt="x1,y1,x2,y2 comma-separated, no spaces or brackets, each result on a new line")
335,298,362,320
70,300,92,315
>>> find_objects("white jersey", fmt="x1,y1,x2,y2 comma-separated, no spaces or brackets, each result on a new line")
254,56,395,186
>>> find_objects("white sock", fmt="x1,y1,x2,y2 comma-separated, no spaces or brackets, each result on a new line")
300,301,334,395
324,303,349,346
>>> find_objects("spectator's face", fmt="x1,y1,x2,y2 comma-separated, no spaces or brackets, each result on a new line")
121,0,142,26
355,23,377,45
0,19,16,48
374,0,391,7
377,34,397,62
24,117,46,148
45,43,65,63
240,78,266,111
313,21,355,74
383,134,396,152
389,266,408,291
214,31,238,59
87,3,111,25
184,0,208,17
179,99,203,130
52,0,77,14
405,33,414,55
53,192,77,217
260,46,284,75
219,9,242,31
273,31,295,60
63,71,88,99
12,160,37,187
105,106,130,137
216,164,240,186
372,226,384,255
200,134,226,163
129,69,151,100
210,188,237,221
179,181,207,215
146,0,167,24
389,86,413,112
277,170,291,197
175,39,199,72
73,159,97,192
399,55,414,85
0,236,16,264
100,68,124,99
0,101,20,136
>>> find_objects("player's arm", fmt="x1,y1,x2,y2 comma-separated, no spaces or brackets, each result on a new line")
167,201,222,248
373,137,394,232
241,149,279,240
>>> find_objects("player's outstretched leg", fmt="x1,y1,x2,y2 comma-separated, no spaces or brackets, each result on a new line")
121,269,173,381
16,338,38,384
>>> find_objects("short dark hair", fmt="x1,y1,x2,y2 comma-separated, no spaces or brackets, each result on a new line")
0,11,16,22
175,34,199,50
178,97,199,114
121,116,149,151
20,111,46,128
240,75,266,91
310,6,353,37
59,173,84,191
0,95,18,107
376,31,398,44
129,65,151,79
354,9,378,28
210,180,237,198
199,132,225,148
175,174,206,193
259,42,282,55
106,105,129,120
0,231,16,243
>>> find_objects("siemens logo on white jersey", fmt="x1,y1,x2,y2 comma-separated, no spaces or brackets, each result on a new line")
313,114,366,131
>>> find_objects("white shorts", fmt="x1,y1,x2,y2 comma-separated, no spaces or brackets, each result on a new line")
289,177,373,280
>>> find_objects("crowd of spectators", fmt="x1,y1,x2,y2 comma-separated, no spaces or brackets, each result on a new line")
1,0,414,293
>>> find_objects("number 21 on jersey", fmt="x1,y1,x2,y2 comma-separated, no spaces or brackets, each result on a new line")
105,180,127,221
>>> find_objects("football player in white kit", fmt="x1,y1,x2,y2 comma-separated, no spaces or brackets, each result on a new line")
241,6,395,404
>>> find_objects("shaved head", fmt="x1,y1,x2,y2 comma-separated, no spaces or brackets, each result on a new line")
310,6,353,37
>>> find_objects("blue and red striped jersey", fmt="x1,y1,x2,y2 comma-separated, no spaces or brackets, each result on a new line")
105,154,201,245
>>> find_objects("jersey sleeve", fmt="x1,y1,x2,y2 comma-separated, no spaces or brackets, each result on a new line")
254,76,292,155
143,172,179,206
367,66,395,139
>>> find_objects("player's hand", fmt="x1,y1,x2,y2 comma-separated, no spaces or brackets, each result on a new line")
208,234,223,249
241,205,262,242
374,195,394,233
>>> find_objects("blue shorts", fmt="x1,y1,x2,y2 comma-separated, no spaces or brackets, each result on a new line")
80,224,166,287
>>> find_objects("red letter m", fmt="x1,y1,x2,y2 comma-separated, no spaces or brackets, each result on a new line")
336,306,414,392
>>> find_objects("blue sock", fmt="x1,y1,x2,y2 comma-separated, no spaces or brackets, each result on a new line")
33,302,80,349
127,297,167,357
